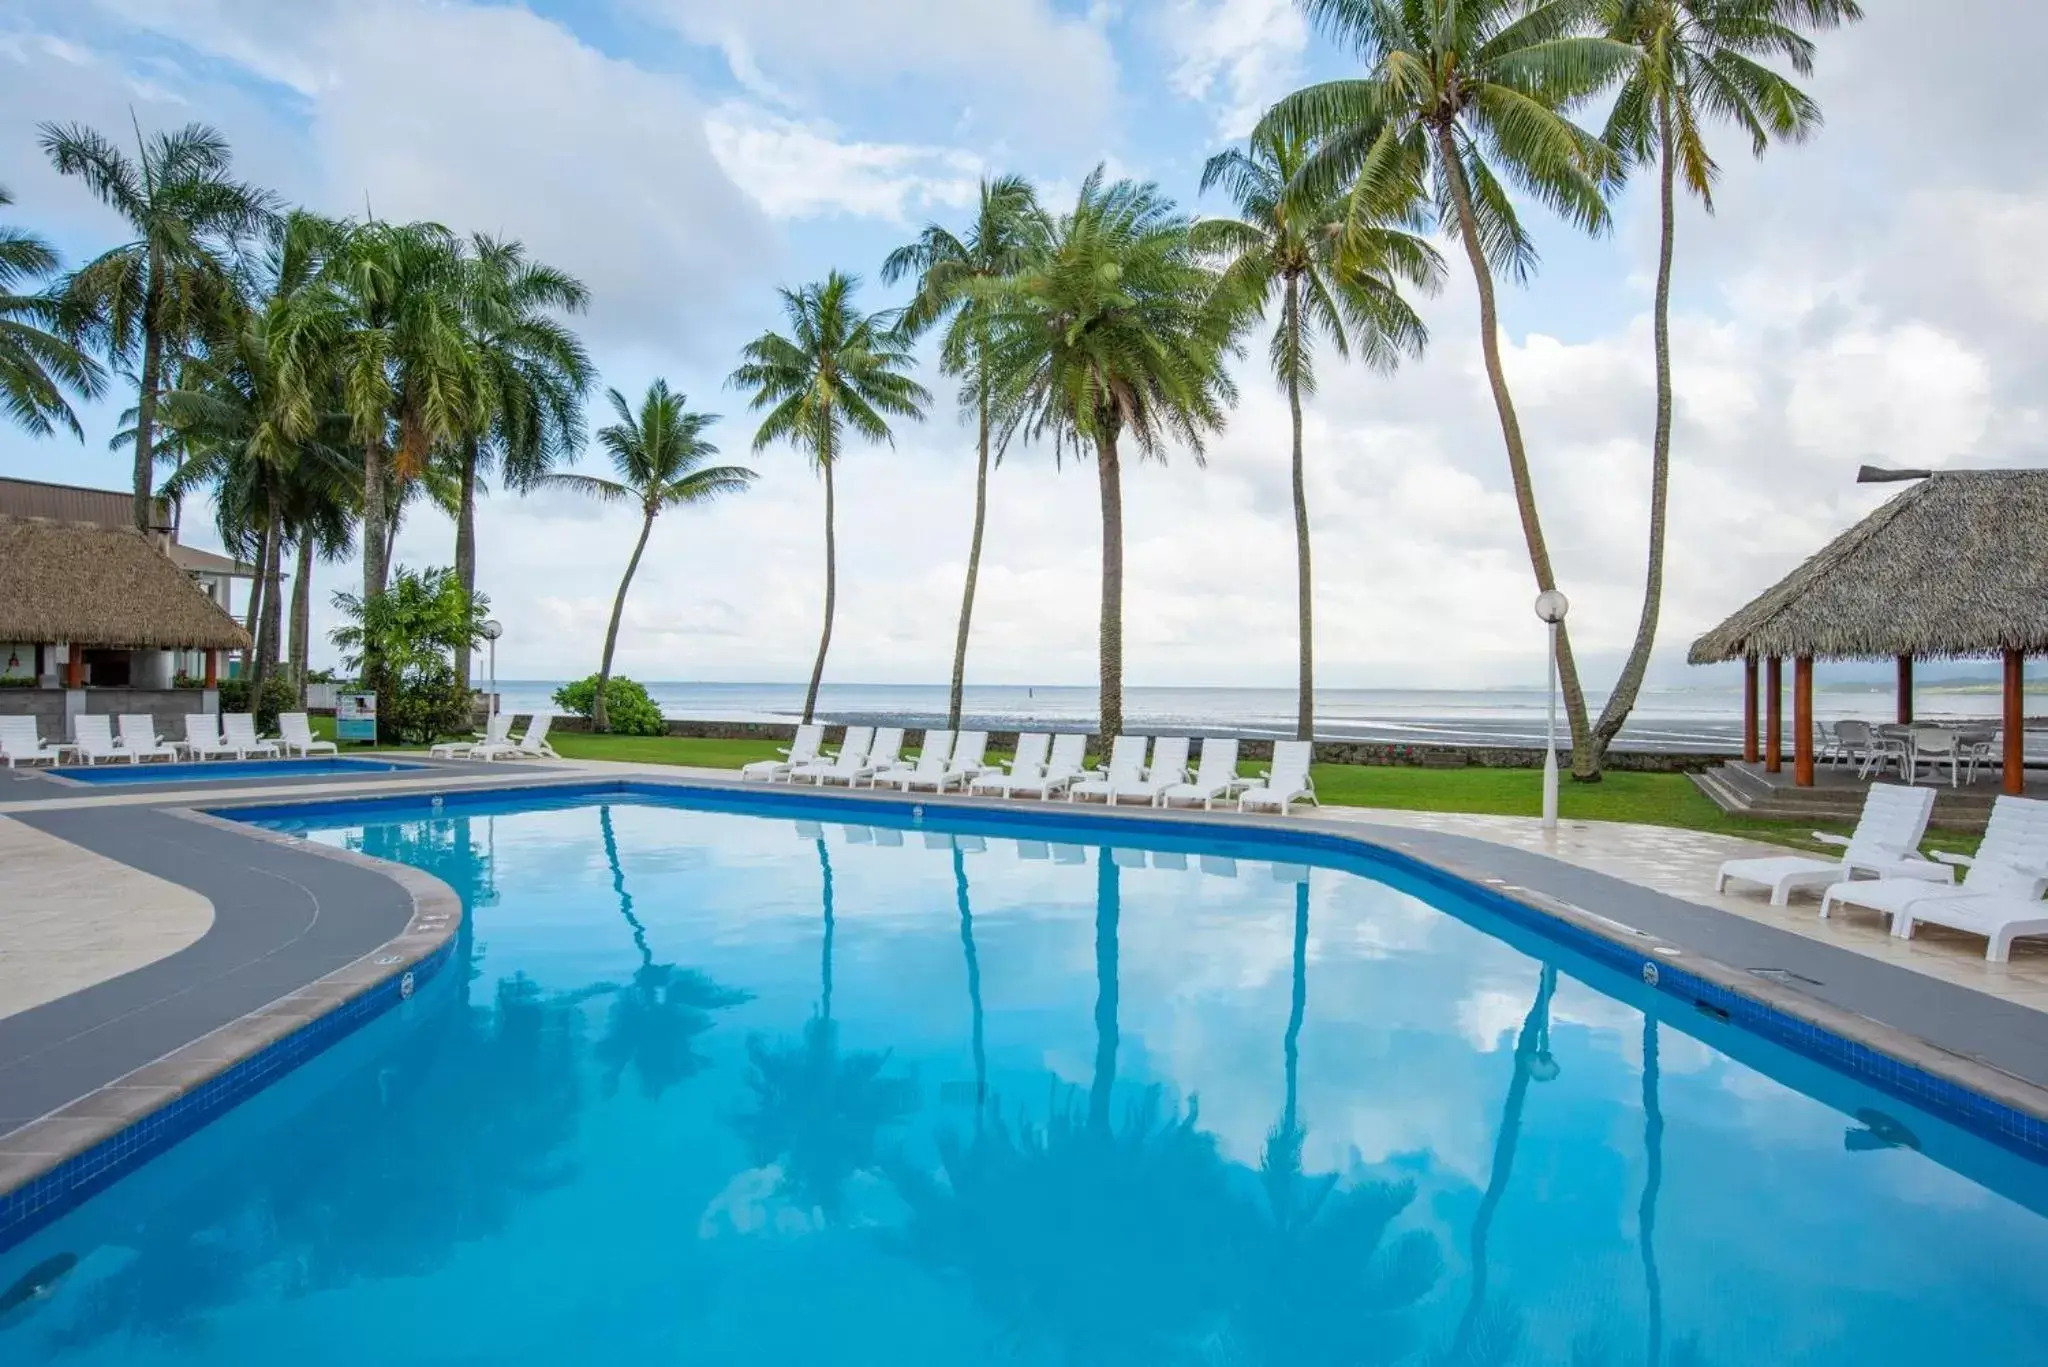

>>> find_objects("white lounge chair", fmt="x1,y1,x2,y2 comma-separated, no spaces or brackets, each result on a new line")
117,714,179,763
1158,737,1242,809
741,723,825,782
792,726,873,785
278,712,339,757
221,713,282,759
1895,891,2048,962
873,729,953,789
177,713,221,760
899,730,988,792
1821,794,2048,929
1238,741,1318,814
475,713,557,761
844,727,904,787
71,714,127,765
1069,735,1149,804
1113,736,1191,806
430,712,515,759
972,732,1051,797
987,733,1090,800
0,716,70,767
1715,783,1944,907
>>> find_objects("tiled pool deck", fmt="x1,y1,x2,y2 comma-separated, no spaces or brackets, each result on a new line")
3,754,2045,1245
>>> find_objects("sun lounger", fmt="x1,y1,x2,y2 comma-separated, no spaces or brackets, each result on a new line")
176,713,222,760
792,726,874,785
990,733,1090,800
0,716,70,767
430,712,516,759
1112,735,1191,806
474,713,557,761
1895,891,2048,962
117,714,179,763
278,712,339,757
844,727,905,787
71,714,127,765
898,730,988,792
1821,794,2048,929
1069,735,1149,804
1158,737,1242,808
971,732,1051,797
741,723,825,782
218,713,281,759
1238,741,1318,814
873,729,953,789
1716,783,1944,907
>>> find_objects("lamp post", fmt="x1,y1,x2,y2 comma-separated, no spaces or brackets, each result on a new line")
1534,590,1571,833
480,619,503,727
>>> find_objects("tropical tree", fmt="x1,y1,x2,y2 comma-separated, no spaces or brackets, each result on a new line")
0,185,103,437
452,234,592,688
729,272,929,724
1194,129,1438,741
1262,1,1632,775
39,120,276,529
882,176,1048,730
1582,0,1862,772
982,169,1238,740
533,381,755,731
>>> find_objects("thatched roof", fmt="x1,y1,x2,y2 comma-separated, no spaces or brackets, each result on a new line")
1689,469,2048,663
0,517,253,651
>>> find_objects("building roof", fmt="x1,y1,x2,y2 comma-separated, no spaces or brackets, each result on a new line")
0,517,253,651
165,541,258,578
0,476,173,533
1688,469,2048,664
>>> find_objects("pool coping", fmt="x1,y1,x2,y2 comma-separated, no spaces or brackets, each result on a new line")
34,757,434,789
4,765,2045,1252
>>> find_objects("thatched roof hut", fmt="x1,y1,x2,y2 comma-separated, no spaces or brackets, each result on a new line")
0,516,252,651
1689,469,2048,664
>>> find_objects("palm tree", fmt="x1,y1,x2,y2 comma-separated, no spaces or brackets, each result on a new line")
533,381,755,731
983,169,1238,740
882,176,1048,730
1640,1016,1665,1367
1582,0,1862,772
1194,129,1438,741
1263,2,1632,775
39,119,276,530
729,273,929,724
0,185,103,438
952,842,990,1126
452,234,592,689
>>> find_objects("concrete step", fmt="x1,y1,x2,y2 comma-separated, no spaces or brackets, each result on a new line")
1690,763,1994,832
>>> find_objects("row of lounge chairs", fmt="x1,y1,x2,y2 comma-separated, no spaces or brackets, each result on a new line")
427,713,559,761
1715,782,2048,961
740,725,1320,813
0,712,337,766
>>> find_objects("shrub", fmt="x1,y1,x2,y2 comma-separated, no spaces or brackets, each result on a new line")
217,674,299,731
379,661,474,746
553,675,666,736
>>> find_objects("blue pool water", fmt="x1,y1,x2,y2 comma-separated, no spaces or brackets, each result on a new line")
5,788,2047,1363
54,757,426,785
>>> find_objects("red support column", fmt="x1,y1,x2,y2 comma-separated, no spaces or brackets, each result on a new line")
64,646,83,689
2004,649,2026,796
204,650,219,688
1794,656,1815,788
1764,656,1783,774
1896,655,1914,725
1742,658,1759,763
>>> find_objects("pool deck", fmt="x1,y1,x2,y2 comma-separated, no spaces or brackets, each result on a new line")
3,754,2046,1240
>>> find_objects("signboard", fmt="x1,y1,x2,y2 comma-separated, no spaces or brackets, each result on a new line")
335,691,378,743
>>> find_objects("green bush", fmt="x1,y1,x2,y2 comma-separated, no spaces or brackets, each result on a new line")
217,674,299,731
379,661,474,745
553,675,666,735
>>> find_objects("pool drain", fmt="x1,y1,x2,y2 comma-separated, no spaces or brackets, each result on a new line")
1641,962,1659,986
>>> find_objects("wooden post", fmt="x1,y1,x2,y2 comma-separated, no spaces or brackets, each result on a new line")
64,646,83,689
1742,658,1759,763
1794,656,1815,787
204,650,219,688
1896,655,1914,725
2005,649,2026,796
1764,656,1783,774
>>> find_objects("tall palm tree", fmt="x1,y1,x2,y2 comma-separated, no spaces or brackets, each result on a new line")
39,119,276,529
453,234,592,688
1583,0,1862,772
983,169,1238,740
882,176,1048,730
1263,1,1632,775
729,273,929,724
1194,129,1438,741
0,185,103,438
534,381,755,731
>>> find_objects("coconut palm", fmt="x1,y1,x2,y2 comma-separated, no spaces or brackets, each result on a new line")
1263,1,1632,775
1194,129,1438,741
1583,0,1862,772
0,185,103,438
39,120,277,529
982,169,1239,740
532,381,755,731
452,234,592,689
729,273,929,724
882,176,1049,730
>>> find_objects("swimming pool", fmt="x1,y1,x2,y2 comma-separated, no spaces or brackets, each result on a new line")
4,785,2045,1363
53,757,427,785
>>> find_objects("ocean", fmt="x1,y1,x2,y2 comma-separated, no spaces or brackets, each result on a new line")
483,681,2032,753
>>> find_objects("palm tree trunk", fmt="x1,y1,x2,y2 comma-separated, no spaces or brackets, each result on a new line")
593,509,654,733
1641,1016,1665,1367
1089,848,1121,1134
1435,126,1594,773
289,531,313,703
1283,878,1308,1134
1095,430,1125,742
362,438,389,600
242,522,268,677
453,437,479,690
953,845,987,1127
815,836,835,1024
1590,97,1681,776
801,458,838,725
947,375,992,731
258,493,284,678
1285,275,1314,742
130,268,163,533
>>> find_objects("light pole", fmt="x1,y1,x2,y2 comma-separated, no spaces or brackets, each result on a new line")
480,619,503,727
1534,590,1570,832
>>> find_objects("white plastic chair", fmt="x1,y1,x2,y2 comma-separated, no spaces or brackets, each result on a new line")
1908,726,1969,787
899,730,987,792
844,727,904,787
1717,783,1945,906
117,714,179,763
278,712,339,757
221,713,282,759
1069,736,1149,804
1159,738,1243,809
71,714,126,765
1238,741,1318,814
972,732,1051,797
875,729,954,789
792,726,873,785
1822,794,2048,928
475,713,557,761
988,733,1090,800
179,713,222,760
431,712,514,759
0,716,70,767
741,723,825,782
1113,736,1191,805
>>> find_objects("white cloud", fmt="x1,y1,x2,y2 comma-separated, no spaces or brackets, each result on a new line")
705,103,983,222
1163,0,1306,139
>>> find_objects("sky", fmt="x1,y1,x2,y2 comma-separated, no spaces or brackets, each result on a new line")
2,0,2044,690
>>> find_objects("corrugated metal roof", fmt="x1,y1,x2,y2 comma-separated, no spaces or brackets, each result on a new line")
166,542,258,578
0,477,174,532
